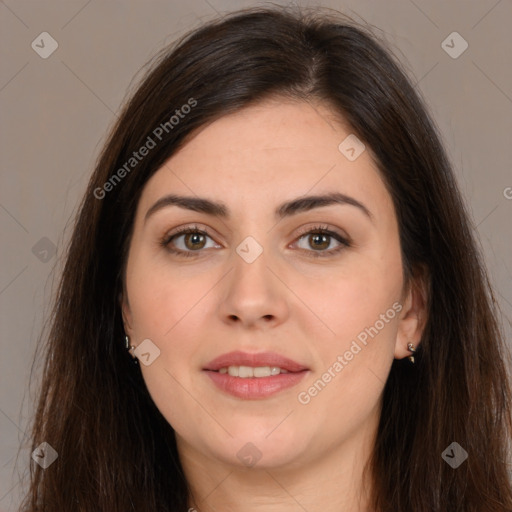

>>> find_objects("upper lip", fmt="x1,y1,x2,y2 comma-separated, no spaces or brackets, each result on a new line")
203,351,308,373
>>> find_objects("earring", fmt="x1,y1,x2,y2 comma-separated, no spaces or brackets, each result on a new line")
125,335,138,365
407,342,416,364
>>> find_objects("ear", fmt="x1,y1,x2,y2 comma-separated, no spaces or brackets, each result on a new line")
119,290,134,338
394,264,429,359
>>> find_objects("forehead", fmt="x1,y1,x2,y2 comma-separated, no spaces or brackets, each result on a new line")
137,99,393,221
172,98,356,171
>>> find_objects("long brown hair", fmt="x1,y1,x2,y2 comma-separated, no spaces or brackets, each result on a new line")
19,5,512,511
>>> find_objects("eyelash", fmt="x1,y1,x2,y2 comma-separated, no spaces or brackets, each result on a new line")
159,224,351,259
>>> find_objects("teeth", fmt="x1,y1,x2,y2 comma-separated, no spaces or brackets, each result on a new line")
219,366,289,378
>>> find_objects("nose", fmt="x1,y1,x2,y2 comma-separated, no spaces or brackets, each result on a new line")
217,244,290,329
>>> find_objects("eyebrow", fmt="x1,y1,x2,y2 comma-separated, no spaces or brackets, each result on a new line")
144,192,373,223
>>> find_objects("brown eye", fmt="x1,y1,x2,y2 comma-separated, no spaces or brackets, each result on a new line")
294,225,351,258
183,232,207,250
161,224,350,259
160,225,220,258
307,233,331,251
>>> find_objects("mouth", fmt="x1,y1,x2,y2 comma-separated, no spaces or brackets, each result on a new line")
214,365,294,378
203,351,309,399
203,350,308,373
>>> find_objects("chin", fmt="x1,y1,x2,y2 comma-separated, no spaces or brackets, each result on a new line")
206,427,307,469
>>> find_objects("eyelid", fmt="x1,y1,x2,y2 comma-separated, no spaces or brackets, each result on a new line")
162,223,349,243
293,223,350,243
160,224,220,249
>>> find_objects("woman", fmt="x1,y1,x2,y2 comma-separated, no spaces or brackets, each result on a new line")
20,5,512,511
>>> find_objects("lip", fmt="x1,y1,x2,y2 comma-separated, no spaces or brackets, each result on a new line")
205,370,308,400
203,351,309,400
203,350,308,372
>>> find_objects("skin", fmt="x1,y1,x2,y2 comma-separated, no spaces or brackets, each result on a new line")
122,97,427,512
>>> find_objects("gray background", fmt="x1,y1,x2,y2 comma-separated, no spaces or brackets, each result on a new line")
1,0,511,509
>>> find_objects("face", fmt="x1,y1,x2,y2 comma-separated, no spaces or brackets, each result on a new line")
122,98,423,471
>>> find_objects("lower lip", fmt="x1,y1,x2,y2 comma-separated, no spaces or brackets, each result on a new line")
204,370,308,399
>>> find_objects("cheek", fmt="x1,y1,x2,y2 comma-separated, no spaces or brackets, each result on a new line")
301,247,403,350
292,295,400,451
125,259,210,432
125,253,216,385
293,244,402,429
126,251,203,338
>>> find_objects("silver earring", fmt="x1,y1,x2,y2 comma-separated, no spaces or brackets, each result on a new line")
407,342,416,364
125,335,138,364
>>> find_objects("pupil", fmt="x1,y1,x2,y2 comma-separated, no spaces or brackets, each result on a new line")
187,233,204,249
311,234,328,250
